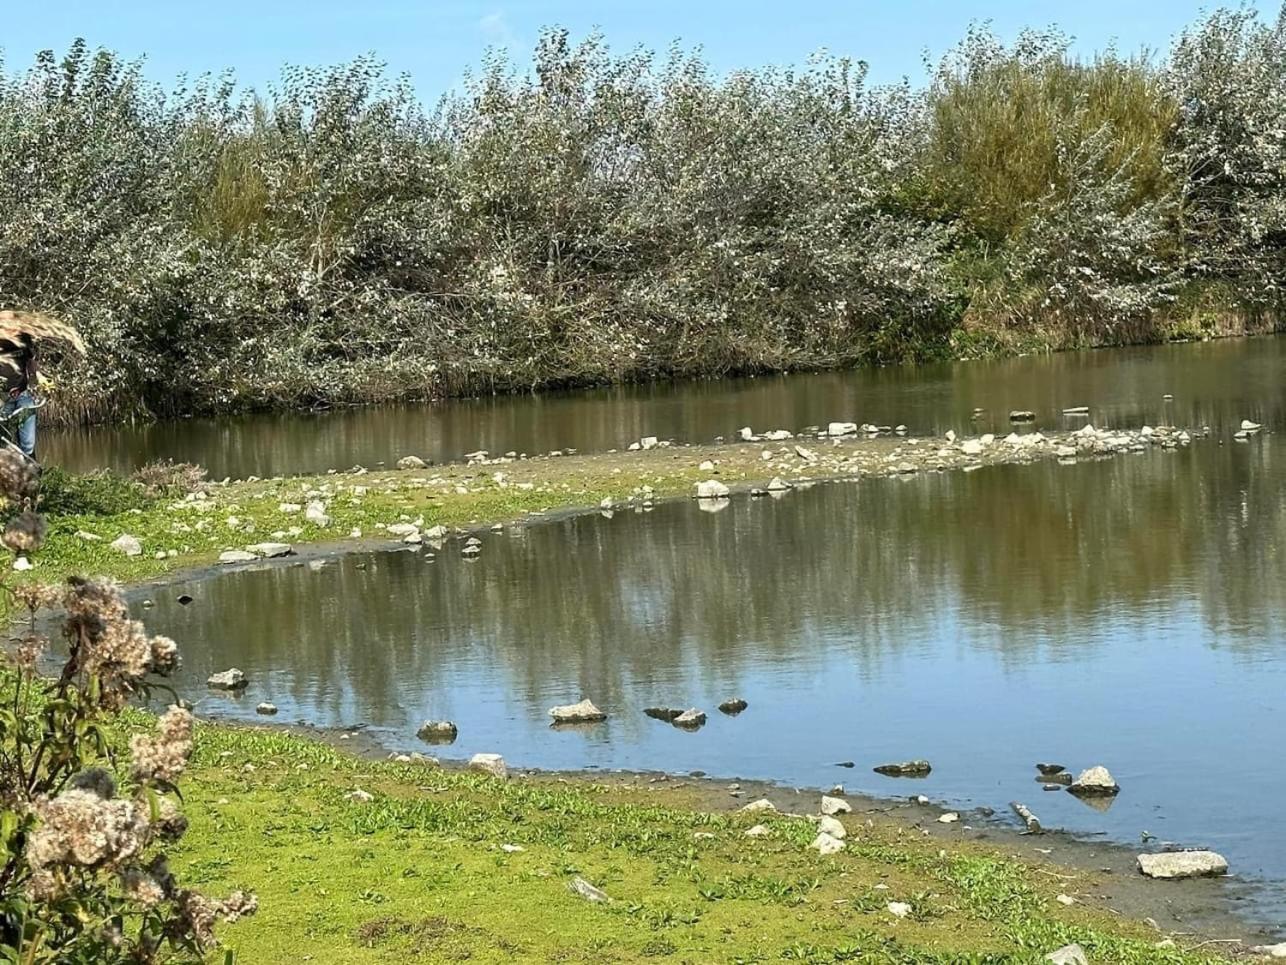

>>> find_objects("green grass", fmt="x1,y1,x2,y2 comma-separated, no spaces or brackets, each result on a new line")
170,725,1223,964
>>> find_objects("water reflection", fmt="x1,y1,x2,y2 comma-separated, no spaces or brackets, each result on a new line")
139,440,1286,916
45,335,1286,478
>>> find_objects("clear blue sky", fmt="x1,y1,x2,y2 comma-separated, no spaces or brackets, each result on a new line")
2,1,1279,97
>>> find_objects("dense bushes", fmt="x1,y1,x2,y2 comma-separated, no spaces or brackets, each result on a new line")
0,8,1284,425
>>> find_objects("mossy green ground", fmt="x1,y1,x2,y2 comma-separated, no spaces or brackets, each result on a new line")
174,725,1226,964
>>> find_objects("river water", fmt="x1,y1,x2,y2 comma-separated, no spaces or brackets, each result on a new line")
44,335,1286,478
101,335,1286,920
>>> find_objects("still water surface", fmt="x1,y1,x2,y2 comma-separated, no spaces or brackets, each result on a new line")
44,335,1286,477
137,436,1286,915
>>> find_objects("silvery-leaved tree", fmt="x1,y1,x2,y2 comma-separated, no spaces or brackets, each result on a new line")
0,450,255,962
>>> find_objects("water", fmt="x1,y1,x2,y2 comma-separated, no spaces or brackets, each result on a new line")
137,436,1286,916
43,335,1286,478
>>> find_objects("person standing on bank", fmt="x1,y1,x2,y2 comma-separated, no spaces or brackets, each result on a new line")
0,330,41,460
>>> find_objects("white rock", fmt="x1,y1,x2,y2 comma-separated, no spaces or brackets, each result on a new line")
766,477,791,492
425,525,449,539
695,480,730,499
75,530,102,542
501,843,525,853
960,440,983,456
387,522,419,537
764,430,793,441
1242,419,1263,431
111,535,143,557
256,702,278,715
1136,850,1228,880
740,799,777,814
344,789,374,804
744,824,771,837
278,502,302,513
698,460,716,472
816,815,846,839
1044,945,1087,965
569,877,610,902
1249,943,1286,958
397,455,426,469
641,436,660,450
468,753,508,779
945,429,957,443
738,427,755,441
207,668,247,690
1055,894,1076,906
887,901,912,919
828,421,858,437
810,832,845,855
980,433,995,445
219,550,257,564
11,557,32,571
246,542,293,558
548,699,607,723
938,812,960,824
820,795,852,816
1068,765,1120,796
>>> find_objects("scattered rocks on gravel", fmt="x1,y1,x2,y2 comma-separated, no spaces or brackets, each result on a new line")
548,699,607,724
468,753,507,779
1068,765,1120,797
207,668,247,690
1136,850,1228,880
874,760,932,777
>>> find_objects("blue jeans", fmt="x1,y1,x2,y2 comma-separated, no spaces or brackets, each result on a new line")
1,391,37,458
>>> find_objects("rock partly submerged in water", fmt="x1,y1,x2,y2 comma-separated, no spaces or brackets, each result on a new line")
255,702,277,715
718,697,749,715
548,699,607,724
1009,410,1037,423
695,479,730,500
417,720,459,743
672,708,707,729
245,542,294,558
644,707,683,722
1137,850,1228,880
1036,763,1066,776
207,668,248,690
1067,765,1120,797
874,760,932,777
218,550,257,564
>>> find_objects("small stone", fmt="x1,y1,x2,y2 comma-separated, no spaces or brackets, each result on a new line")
1136,850,1228,880
417,720,458,743
75,530,102,542
1249,943,1286,958
887,901,912,919
938,812,960,824
1036,763,1066,776
744,824,771,837
110,535,142,557
207,668,247,690
425,525,449,539
1068,765,1120,797
569,877,609,903
738,427,755,441
218,550,257,564
673,708,707,728
874,760,932,777
11,557,32,572
766,477,790,492
820,796,851,816
548,699,607,723
177,594,194,605
810,832,845,855
255,702,277,715
1241,419,1263,431
960,439,983,456
718,697,748,715
698,460,716,472
501,844,525,853
1055,894,1076,906
397,455,426,469
468,753,507,779
386,522,420,537
740,799,777,814
1044,945,1087,965
344,789,374,804
640,436,659,450
827,421,858,436
1009,410,1036,422
695,480,730,500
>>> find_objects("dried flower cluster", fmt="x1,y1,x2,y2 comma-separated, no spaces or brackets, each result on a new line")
0,469,253,959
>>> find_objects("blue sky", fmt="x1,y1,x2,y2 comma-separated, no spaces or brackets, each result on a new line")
2,1,1278,97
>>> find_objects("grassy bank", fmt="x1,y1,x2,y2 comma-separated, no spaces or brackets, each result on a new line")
174,723,1229,963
